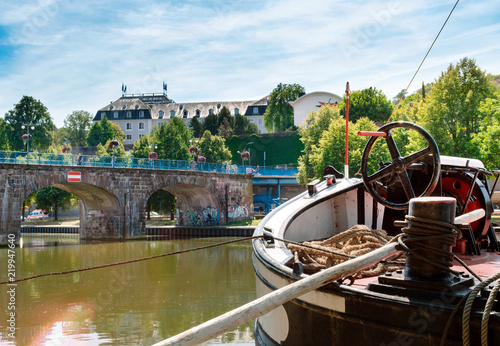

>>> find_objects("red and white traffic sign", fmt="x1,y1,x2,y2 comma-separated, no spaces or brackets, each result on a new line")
67,171,81,182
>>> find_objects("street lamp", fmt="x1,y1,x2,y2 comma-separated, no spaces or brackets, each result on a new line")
21,124,35,154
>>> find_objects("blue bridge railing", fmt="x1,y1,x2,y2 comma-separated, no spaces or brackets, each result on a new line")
0,150,299,177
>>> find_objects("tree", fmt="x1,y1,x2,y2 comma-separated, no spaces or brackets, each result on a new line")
131,133,153,158
198,130,232,163
264,83,305,132
472,90,500,170
35,187,75,221
96,140,126,157
424,57,494,157
155,118,191,161
0,118,10,150
189,117,204,138
297,105,342,185
203,112,219,135
4,96,55,151
147,189,176,220
218,118,234,138
63,110,93,147
87,115,121,146
87,122,103,147
234,113,259,135
338,87,393,123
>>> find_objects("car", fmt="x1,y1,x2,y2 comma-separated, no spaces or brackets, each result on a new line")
27,209,49,219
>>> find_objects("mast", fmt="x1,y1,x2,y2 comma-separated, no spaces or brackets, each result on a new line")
345,82,350,179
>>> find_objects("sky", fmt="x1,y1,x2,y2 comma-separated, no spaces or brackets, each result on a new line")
0,0,499,128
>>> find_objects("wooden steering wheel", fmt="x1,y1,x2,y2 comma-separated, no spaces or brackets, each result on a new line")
360,121,440,210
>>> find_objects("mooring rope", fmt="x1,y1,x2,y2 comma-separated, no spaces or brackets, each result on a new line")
0,236,262,285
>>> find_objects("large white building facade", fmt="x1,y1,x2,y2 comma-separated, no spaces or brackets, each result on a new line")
93,93,269,145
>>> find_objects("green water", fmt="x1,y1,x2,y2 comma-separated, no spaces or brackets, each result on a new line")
0,234,256,345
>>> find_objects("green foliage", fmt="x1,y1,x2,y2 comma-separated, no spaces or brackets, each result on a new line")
131,133,153,158
0,118,10,150
148,189,176,216
62,110,93,147
297,105,343,185
87,115,119,146
225,132,303,167
338,87,393,123
424,57,494,157
264,83,305,132
35,187,76,220
203,112,219,135
218,118,234,138
472,90,500,170
96,140,127,157
4,96,55,151
189,117,204,138
156,118,191,160
198,130,232,163
234,113,259,135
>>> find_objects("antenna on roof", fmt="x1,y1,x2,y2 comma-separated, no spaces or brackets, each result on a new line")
122,83,127,96
163,81,167,95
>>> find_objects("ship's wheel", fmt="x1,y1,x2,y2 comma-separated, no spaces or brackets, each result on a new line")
361,121,441,210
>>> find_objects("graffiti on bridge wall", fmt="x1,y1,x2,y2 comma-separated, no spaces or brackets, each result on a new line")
183,207,220,226
228,206,249,221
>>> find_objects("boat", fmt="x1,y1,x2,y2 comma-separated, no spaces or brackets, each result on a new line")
252,121,500,345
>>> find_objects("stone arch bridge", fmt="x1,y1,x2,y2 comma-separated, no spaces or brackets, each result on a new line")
0,163,253,245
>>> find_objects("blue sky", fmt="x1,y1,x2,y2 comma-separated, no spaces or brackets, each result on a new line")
1,0,499,128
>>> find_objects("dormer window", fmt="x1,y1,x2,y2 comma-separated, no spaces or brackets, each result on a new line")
110,106,114,110
126,111,132,118
183,110,188,118
179,105,183,110
159,111,164,119
122,105,126,110
113,111,119,119
253,107,259,115
209,109,213,115
217,103,221,109
196,109,201,117
235,108,239,115
135,105,139,109
139,111,144,117
170,110,175,118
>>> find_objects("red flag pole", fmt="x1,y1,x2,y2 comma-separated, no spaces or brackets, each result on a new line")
345,82,350,179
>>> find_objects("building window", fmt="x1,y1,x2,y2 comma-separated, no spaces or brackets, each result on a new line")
122,105,126,110
139,134,145,139
135,105,139,109
102,112,106,118
139,111,144,117
126,135,132,140
249,119,254,123
126,111,132,118
183,110,188,118
209,109,213,115
253,107,259,115
258,119,263,125
235,108,239,115
159,111,164,119
217,103,221,109
196,109,201,117
126,123,132,130
139,122,145,130
113,112,119,119
170,110,175,118
110,106,114,110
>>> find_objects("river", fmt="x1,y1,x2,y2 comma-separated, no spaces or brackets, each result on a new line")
0,234,256,345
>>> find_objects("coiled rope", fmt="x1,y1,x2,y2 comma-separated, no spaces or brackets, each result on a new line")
0,236,262,285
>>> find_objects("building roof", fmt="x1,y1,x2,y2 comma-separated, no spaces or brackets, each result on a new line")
93,94,269,121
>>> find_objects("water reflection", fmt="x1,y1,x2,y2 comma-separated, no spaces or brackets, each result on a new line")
0,235,256,345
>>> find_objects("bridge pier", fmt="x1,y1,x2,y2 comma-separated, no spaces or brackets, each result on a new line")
0,163,254,244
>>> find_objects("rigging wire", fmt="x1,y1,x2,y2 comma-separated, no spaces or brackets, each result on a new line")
0,236,262,285
387,0,460,122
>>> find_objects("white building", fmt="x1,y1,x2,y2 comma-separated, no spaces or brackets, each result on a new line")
290,91,343,128
94,93,269,145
